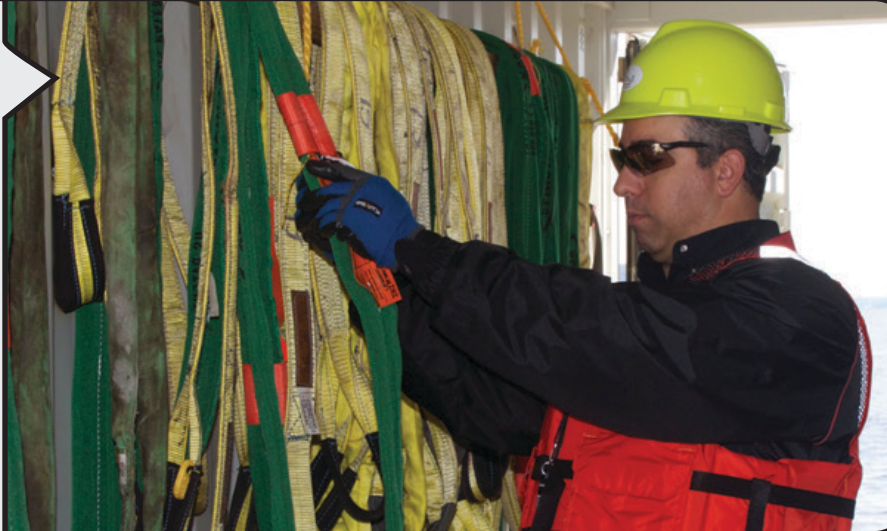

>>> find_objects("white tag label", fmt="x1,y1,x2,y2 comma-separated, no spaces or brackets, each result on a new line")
207,273,220,319
298,387,320,435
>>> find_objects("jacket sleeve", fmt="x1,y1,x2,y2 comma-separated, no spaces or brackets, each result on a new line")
397,270,546,456
395,230,861,446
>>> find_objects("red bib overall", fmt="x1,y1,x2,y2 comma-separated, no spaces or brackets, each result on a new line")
519,234,872,531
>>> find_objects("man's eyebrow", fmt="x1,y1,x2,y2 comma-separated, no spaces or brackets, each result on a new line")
619,139,658,149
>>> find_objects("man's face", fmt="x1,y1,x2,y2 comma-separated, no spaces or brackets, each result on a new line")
613,116,721,265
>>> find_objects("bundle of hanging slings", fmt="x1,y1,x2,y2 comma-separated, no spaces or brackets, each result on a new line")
6,1,612,530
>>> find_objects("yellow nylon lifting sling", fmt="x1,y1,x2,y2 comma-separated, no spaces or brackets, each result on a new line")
400,2,482,242
388,6,463,528
195,6,251,529
386,5,507,530
442,19,507,246
166,3,223,517
248,4,413,530
54,4,123,530
384,2,432,229
308,4,389,530
354,5,432,531
51,1,105,313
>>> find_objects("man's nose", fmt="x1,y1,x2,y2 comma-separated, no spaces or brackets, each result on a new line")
613,166,641,198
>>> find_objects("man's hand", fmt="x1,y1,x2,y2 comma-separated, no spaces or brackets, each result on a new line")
295,158,421,271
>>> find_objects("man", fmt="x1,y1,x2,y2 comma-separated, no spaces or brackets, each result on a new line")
297,20,871,531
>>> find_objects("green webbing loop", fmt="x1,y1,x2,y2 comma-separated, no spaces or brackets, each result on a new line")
218,4,295,530
244,3,404,529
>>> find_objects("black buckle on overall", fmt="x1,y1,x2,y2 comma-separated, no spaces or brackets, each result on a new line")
524,454,574,531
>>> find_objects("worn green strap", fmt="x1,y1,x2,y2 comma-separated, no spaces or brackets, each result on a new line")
219,3,295,530
136,4,170,529
96,3,140,526
8,3,54,530
6,2,31,529
245,3,405,529
95,3,164,528
6,352,30,531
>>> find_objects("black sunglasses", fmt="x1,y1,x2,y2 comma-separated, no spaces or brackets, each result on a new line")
610,141,710,176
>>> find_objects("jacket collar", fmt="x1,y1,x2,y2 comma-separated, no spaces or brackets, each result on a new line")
637,219,781,285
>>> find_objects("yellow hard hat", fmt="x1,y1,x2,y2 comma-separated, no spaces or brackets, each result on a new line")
598,20,791,133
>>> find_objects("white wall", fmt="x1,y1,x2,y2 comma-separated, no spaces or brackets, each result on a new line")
612,1,887,32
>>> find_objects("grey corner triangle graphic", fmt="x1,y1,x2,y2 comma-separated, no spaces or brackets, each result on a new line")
1,5,58,120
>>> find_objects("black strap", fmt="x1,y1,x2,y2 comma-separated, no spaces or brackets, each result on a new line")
225,466,258,531
690,470,855,531
315,466,358,531
527,414,573,531
427,502,458,531
311,436,386,530
311,438,344,507
162,462,203,531
366,431,382,471
746,478,772,531
527,455,574,531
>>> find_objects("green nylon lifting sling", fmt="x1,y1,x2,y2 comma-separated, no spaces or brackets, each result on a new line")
217,4,296,530
473,30,580,268
139,4,170,528
67,4,120,527
243,3,405,530
531,53,579,267
9,2,55,529
6,2,34,529
94,4,168,529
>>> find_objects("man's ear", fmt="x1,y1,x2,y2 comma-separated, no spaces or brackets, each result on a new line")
716,149,747,197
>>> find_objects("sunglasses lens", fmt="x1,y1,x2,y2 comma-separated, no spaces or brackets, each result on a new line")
609,149,625,171
611,144,676,176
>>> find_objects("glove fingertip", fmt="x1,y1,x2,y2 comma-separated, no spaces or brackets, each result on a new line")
305,159,343,181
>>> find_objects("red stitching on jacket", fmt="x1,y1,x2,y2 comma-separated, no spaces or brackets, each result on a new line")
688,248,759,282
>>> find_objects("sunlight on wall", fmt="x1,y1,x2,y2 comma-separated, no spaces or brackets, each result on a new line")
746,23,887,300
744,22,887,531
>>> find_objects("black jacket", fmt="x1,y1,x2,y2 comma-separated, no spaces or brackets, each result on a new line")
394,220,863,463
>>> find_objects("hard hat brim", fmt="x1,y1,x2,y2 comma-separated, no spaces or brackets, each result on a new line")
596,104,792,134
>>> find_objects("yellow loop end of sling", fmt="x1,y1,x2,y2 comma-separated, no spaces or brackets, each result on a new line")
173,459,195,500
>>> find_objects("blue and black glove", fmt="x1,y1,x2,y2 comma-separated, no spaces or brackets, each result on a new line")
296,158,422,271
